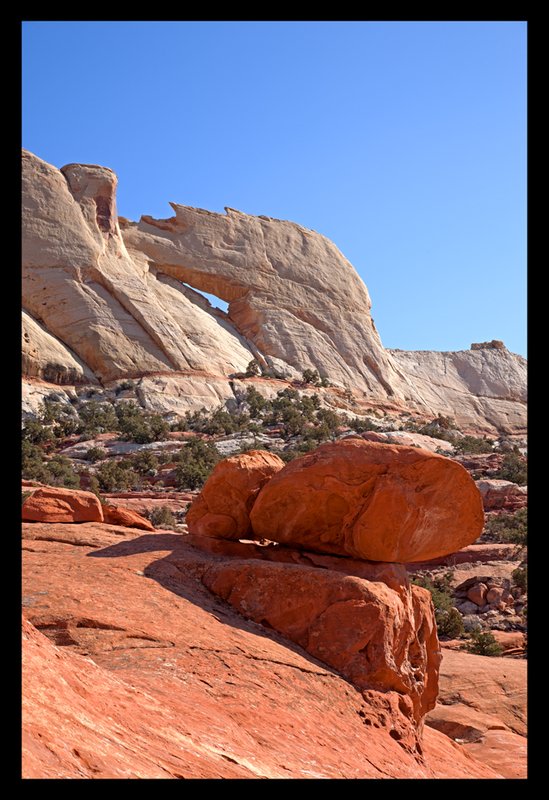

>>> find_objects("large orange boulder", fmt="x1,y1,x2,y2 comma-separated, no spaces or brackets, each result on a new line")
250,439,484,562
102,505,155,531
22,487,104,524
186,450,284,540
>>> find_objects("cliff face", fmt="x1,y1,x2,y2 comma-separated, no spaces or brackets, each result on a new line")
21,150,526,433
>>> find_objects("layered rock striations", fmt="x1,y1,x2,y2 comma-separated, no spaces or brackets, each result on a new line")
22,149,526,433
22,521,500,778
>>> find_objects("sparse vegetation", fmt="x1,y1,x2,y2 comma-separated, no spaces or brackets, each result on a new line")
85,446,107,462
483,509,527,545
302,368,321,386
495,452,527,485
511,566,527,592
174,439,220,489
95,459,139,492
466,631,503,657
245,359,261,377
149,506,177,530
411,572,463,638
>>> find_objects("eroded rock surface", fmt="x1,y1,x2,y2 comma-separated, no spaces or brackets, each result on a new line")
250,439,484,562
22,487,104,524
186,450,284,539
22,522,500,778
22,149,526,434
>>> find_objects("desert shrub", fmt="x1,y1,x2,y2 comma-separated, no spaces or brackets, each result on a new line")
495,452,527,486
453,435,494,454
512,566,527,592
78,401,119,436
245,359,261,377
244,386,268,417
315,407,342,433
437,608,465,638
132,450,159,474
466,631,503,657
22,419,53,445
412,573,459,637
279,440,318,462
46,455,80,488
319,375,331,387
115,380,135,395
85,446,107,463
115,402,169,443
483,509,527,545
302,369,321,386
149,506,177,530
88,475,101,497
174,439,220,490
95,460,138,492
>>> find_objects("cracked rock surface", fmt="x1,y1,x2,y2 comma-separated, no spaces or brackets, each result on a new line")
22,522,500,778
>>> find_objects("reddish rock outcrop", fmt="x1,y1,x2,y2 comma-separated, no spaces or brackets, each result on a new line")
186,450,284,540
22,522,500,778
102,505,155,531
201,556,440,739
250,440,484,562
476,479,527,512
22,487,104,524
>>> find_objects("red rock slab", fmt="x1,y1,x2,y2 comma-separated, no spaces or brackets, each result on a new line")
186,450,284,539
102,504,155,531
476,480,527,512
22,486,104,524
201,558,440,737
250,439,484,562
464,730,527,779
434,649,527,737
22,522,499,779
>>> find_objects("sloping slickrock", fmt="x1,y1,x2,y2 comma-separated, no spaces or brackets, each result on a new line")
186,450,285,539
22,150,255,383
102,505,155,531
463,730,527,780
250,439,484,562
22,522,500,778
22,487,104,524
429,649,526,737
22,149,526,434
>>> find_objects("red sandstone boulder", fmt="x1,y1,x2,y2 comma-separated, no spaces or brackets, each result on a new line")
102,505,155,531
22,487,104,524
467,583,488,606
250,440,484,562
186,450,284,539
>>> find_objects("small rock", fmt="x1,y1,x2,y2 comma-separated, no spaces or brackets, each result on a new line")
467,583,488,606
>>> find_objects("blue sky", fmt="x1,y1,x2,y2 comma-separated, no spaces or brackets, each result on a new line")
22,21,526,356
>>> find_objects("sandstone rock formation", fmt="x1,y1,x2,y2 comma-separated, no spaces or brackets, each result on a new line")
476,479,528,512
22,487,104,524
186,450,284,539
102,505,155,531
22,149,526,434
250,440,484,562
22,521,501,778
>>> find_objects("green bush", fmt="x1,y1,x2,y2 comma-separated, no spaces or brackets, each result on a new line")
495,452,527,486
85,446,107,463
302,368,321,386
95,460,138,492
22,441,80,488
466,631,503,657
115,402,169,443
244,386,268,417
512,566,527,592
149,506,177,530
79,401,118,436
174,439,220,489
46,455,80,488
483,509,527,545
437,608,465,638
453,435,494,454
245,359,261,377
412,573,459,637
131,450,159,474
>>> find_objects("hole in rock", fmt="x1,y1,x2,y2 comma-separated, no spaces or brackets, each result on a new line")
181,283,229,313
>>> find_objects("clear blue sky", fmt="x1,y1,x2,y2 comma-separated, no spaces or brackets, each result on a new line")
22,21,526,357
